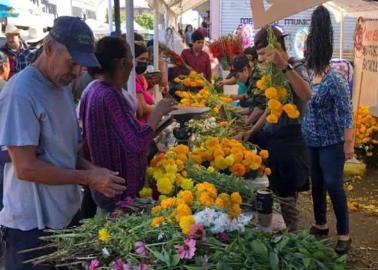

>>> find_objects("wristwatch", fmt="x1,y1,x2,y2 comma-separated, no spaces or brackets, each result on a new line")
282,63,294,74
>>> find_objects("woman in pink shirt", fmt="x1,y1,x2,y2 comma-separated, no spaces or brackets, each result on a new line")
135,43,154,123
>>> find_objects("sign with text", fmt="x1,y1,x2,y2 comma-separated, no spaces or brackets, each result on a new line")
353,18,378,108
250,0,326,28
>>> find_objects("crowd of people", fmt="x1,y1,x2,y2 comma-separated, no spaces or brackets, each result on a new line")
0,5,354,270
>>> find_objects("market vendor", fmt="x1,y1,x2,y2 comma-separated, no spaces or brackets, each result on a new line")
0,17,128,270
218,46,260,109
181,31,211,81
80,36,177,213
235,25,312,232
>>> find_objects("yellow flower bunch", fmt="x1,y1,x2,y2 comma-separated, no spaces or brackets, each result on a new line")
214,192,243,218
148,146,194,195
355,106,378,148
354,106,378,166
195,182,218,207
174,71,206,88
187,137,270,176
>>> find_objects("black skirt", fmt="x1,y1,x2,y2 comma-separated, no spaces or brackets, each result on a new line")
265,126,310,197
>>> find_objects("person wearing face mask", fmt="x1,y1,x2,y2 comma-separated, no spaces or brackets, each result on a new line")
135,42,155,123
80,37,177,213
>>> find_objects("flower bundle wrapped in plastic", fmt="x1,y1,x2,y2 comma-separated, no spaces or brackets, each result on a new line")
256,26,300,124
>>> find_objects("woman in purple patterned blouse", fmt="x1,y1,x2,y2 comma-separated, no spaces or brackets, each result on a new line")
80,37,176,213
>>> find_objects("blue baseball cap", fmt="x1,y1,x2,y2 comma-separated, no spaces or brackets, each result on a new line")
50,16,100,67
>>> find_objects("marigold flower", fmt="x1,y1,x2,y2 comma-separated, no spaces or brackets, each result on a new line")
264,167,272,176
176,203,192,222
151,205,162,215
139,187,152,198
160,198,177,209
265,87,279,99
266,113,279,124
259,149,269,159
156,177,174,195
177,190,194,205
267,99,283,111
98,228,111,243
179,215,195,235
231,163,246,177
181,178,194,190
231,192,242,204
151,216,164,227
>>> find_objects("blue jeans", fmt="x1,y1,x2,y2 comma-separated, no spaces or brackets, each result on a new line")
308,143,349,235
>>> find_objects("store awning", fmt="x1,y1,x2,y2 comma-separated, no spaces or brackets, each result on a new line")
325,0,378,19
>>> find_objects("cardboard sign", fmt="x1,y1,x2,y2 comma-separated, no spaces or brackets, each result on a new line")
250,0,326,28
353,18,378,109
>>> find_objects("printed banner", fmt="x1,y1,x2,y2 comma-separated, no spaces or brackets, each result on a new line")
353,18,378,109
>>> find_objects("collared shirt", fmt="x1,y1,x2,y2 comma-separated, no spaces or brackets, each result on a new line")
0,66,82,230
15,46,39,73
181,48,211,81
302,69,353,147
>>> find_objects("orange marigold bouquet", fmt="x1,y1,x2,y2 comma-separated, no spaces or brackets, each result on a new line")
256,26,300,124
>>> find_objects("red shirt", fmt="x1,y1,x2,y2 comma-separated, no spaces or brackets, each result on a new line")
181,49,211,81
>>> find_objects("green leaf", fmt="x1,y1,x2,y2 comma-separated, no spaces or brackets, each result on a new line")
170,254,181,267
251,239,268,257
269,251,279,270
303,258,311,268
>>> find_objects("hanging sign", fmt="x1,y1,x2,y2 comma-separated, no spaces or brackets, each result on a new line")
250,0,326,28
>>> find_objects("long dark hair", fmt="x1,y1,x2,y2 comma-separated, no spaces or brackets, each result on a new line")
305,6,334,76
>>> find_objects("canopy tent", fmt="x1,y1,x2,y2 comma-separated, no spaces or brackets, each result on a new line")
325,0,378,19
86,19,153,36
146,0,208,16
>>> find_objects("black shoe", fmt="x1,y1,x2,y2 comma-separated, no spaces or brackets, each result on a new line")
335,238,352,254
309,226,329,236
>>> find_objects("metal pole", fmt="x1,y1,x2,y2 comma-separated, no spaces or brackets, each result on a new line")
108,0,113,33
126,0,136,96
114,0,121,36
153,0,159,71
339,12,344,59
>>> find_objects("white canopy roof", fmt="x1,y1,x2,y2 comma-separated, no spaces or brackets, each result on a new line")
146,0,208,16
323,0,378,18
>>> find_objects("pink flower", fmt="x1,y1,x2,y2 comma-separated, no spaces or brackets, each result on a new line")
134,241,149,257
88,259,100,270
175,239,196,259
134,263,150,270
113,258,125,270
188,223,206,240
116,197,135,213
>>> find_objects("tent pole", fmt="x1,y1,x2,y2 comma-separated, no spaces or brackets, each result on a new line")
153,0,161,101
340,12,344,58
126,0,136,96
108,0,113,33
153,0,160,71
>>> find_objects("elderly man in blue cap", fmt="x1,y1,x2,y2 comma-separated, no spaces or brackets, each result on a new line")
0,16,127,270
